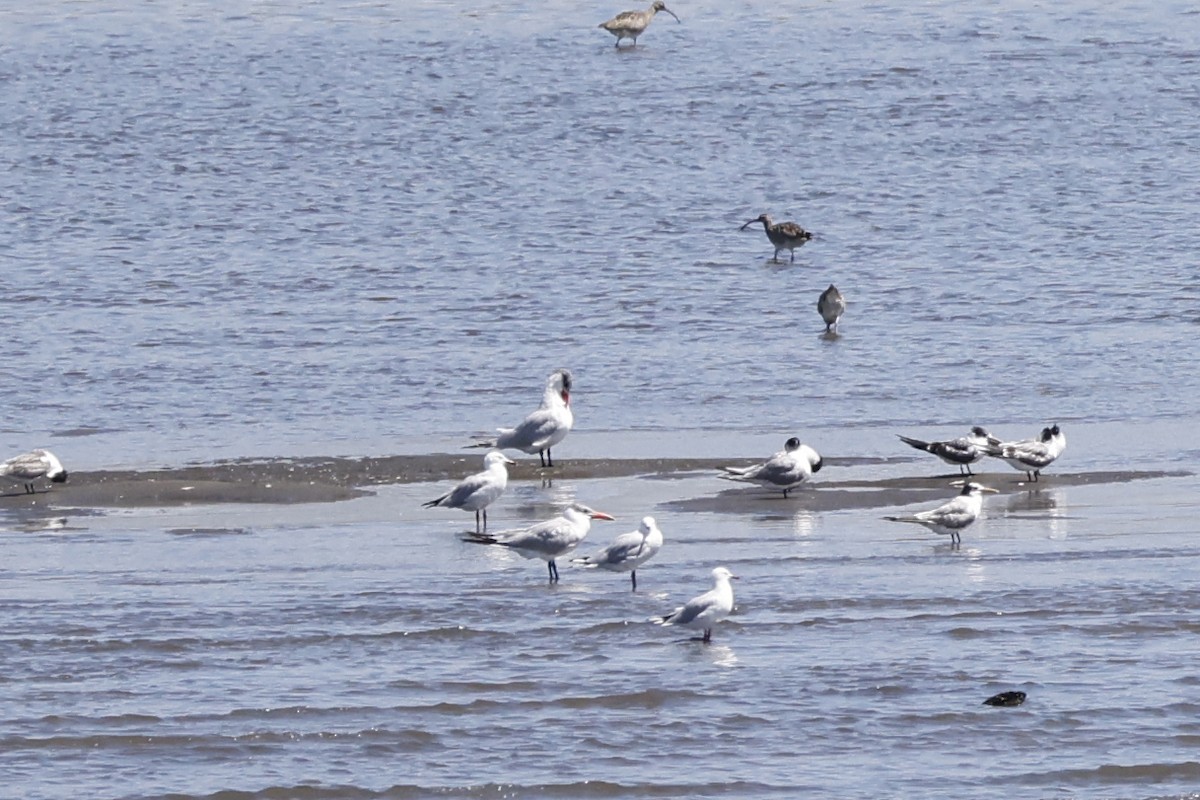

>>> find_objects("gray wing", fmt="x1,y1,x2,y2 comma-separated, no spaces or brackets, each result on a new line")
591,532,652,566
749,454,805,487
496,408,561,451
445,471,492,507
1,451,49,480
664,588,718,626
1004,441,1054,468
927,438,979,465
917,496,975,529
499,516,575,555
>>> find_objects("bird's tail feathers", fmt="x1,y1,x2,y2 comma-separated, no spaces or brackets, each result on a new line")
422,494,449,509
465,439,496,449
897,435,931,452
884,515,920,524
463,532,499,545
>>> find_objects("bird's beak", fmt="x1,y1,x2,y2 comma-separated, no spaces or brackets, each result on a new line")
590,511,615,521
665,8,680,22
504,456,517,465
986,435,1003,446
739,219,755,230
561,390,570,405
980,487,1000,494
51,471,68,483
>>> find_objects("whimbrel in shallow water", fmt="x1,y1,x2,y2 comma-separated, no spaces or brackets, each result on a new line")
740,213,813,262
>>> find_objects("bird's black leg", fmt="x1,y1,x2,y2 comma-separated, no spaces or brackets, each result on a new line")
782,488,790,499
702,628,712,643
548,560,559,582
546,449,554,468
790,250,796,263
538,450,547,468
630,571,637,591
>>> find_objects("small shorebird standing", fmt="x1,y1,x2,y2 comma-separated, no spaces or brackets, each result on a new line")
466,502,615,583
422,450,515,533
0,449,68,494
884,481,999,545
468,369,573,468
720,437,823,498
572,515,663,591
599,1,680,47
740,213,813,262
984,424,1066,482
653,566,737,643
897,426,997,476
817,284,845,332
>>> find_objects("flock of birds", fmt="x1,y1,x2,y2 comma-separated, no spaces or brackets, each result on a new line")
419,368,1069,642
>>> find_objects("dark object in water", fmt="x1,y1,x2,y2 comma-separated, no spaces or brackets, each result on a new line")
983,690,1026,707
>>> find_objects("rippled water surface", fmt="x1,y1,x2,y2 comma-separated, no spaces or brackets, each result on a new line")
3,1,1200,798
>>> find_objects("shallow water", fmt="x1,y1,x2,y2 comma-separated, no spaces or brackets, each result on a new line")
3,1,1200,798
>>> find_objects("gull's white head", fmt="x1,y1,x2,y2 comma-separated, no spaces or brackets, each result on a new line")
711,566,736,582
567,502,615,521
639,516,657,534
483,451,516,469
547,369,573,406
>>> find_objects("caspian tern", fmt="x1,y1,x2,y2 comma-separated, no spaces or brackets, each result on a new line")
720,437,823,497
0,449,68,494
470,369,574,468
884,481,999,544
422,450,514,533
572,515,663,591
653,566,737,643
465,502,614,582
984,424,1066,482
897,426,996,476
599,1,680,47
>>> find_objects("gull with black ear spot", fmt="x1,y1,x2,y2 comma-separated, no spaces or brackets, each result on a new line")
468,369,574,468
0,449,68,494
719,437,822,498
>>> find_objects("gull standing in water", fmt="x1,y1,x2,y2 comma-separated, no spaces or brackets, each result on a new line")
817,284,846,332
720,437,823,498
469,369,574,468
0,449,68,494
740,213,813,263
653,567,737,643
422,450,515,533
884,481,998,545
599,1,680,47
572,515,663,591
466,502,614,583
984,424,1066,482
897,426,997,476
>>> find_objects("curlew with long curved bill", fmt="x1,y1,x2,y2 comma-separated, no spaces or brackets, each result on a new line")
599,1,680,47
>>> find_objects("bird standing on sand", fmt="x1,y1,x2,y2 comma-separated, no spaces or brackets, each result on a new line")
0,449,68,494
984,424,1066,482
572,515,663,590
740,213,813,262
469,369,574,468
599,1,680,47
653,566,737,643
817,284,845,332
897,426,996,476
465,502,615,583
422,450,515,533
720,437,823,498
884,481,998,544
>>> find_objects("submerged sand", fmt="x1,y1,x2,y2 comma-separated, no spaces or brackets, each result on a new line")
0,452,1186,513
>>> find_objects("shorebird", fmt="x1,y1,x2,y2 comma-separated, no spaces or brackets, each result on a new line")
884,481,998,545
0,449,68,494
469,369,573,468
720,437,823,498
422,450,515,533
599,1,680,47
817,284,845,332
465,502,614,583
897,426,997,476
653,566,737,643
572,515,663,591
984,424,1066,482
740,213,813,262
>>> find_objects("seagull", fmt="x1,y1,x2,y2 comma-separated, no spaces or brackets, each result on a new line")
572,515,663,591
469,369,574,468
817,284,845,332
0,449,68,494
465,502,614,582
653,566,737,643
720,437,823,498
984,424,1066,482
422,450,515,533
897,426,997,476
739,214,813,263
599,1,680,47
884,481,999,544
